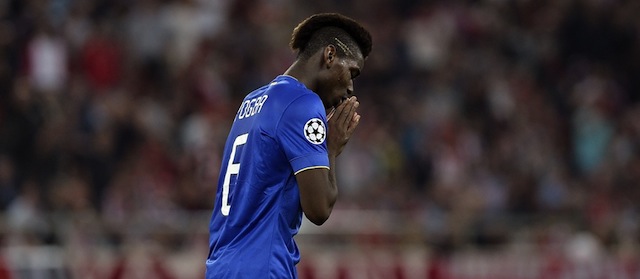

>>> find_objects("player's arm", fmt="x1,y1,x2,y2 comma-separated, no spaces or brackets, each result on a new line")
296,97,360,225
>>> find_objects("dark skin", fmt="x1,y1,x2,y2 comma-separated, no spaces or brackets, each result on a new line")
284,44,364,225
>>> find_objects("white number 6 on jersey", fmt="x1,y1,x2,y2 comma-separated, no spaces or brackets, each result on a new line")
221,133,248,216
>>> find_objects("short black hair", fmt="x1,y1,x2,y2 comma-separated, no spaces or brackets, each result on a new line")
290,13,372,61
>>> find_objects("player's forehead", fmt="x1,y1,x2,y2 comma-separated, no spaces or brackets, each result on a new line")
343,55,364,71
345,45,365,67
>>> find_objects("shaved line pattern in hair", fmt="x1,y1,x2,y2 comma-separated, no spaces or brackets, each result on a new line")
334,37,354,57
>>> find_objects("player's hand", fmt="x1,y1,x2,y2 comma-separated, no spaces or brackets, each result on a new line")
327,96,360,157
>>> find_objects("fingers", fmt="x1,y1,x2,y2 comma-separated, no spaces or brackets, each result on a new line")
327,107,336,120
345,98,359,125
347,111,360,133
326,97,360,156
334,97,360,137
332,96,358,126
333,100,350,124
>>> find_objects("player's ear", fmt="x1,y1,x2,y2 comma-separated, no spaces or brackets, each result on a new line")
323,45,337,68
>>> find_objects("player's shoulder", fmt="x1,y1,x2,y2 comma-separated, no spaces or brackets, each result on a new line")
267,75,312,95
264,75,321,107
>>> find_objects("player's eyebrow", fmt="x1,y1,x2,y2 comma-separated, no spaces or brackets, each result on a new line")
334,37,354,57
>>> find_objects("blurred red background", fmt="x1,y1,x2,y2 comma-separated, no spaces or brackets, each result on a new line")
0,0,639,278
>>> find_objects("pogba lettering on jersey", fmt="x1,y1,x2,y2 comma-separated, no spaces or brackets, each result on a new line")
237,95,269,120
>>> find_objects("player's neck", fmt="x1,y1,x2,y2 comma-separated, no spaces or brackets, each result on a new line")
283,60,317,92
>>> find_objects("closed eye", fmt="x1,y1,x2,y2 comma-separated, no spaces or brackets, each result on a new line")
351,69,360,79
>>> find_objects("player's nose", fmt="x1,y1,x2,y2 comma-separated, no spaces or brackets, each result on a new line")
347,80,354,96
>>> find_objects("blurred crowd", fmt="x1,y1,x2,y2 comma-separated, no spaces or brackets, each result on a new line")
0,0,639,264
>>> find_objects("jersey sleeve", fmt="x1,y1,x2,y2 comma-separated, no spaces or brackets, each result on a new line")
276,94,329,174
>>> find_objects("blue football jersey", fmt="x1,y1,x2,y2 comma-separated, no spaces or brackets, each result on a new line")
206,75,329,279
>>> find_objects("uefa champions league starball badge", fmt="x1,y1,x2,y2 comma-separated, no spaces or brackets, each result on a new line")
304,118,326,145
